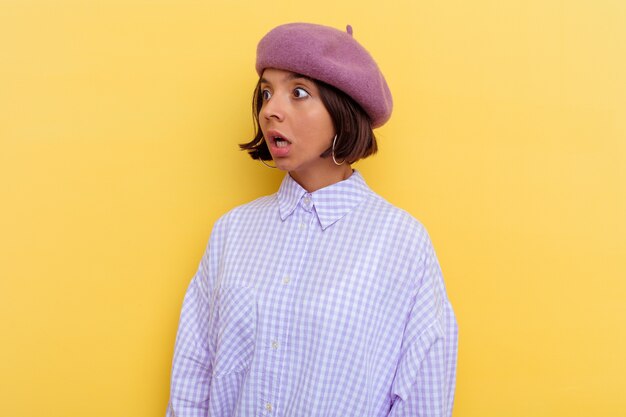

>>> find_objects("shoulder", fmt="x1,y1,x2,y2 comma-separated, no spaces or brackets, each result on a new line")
355,188,444,296
213,194,277,230
355,189,438,271
365,194,448,297
199,193,277,261
362,190,431,246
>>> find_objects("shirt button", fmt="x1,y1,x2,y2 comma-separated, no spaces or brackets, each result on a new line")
265,403,273,412
282,276,290,285
303,196,311,205
299,222,306,230
271,340,279,349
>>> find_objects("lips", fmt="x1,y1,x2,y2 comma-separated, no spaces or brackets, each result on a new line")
266,130,292,157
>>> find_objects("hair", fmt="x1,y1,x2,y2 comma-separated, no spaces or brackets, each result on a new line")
239,75,377,164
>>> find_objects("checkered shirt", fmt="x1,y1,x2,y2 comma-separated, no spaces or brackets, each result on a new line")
167,170,458,417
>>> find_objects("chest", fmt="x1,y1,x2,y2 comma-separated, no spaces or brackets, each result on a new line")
215,210,413,344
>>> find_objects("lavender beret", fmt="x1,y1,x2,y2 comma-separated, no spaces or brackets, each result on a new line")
256,23,393,128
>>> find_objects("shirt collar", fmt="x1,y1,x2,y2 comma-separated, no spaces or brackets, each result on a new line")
277,170,373,230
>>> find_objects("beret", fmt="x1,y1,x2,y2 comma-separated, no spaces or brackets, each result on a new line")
256,23,393,128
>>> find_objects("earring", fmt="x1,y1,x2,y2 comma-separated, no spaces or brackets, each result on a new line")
260,158,277,169
332,134,345,166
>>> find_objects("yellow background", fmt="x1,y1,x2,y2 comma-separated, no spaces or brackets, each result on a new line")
1,1,625,416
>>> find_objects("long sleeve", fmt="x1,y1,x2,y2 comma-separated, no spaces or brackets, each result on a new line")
388,240,458,417
166,219,225,417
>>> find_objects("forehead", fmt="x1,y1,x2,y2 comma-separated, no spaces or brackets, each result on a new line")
260,68,314,85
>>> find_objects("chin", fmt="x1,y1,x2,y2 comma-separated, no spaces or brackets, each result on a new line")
272,160,292,171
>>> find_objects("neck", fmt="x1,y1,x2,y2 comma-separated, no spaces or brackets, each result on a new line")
289,164,353,192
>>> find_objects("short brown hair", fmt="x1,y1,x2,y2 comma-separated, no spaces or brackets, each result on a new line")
239,76,377,164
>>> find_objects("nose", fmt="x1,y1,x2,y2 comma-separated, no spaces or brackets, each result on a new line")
261,95,285,122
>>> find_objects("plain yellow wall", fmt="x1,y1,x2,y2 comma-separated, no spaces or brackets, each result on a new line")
1,1,625,416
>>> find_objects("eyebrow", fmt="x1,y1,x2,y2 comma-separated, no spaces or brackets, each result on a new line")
260,72,313,85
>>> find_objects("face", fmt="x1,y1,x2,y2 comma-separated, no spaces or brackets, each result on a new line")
259,68,342,183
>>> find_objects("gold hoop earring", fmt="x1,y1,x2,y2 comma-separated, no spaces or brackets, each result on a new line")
332,134,345,166
260,158,277,169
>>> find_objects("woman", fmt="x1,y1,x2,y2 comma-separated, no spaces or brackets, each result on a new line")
166,23,457,417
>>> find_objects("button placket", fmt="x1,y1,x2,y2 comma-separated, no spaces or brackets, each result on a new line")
262,195,315,415
299,194,315,230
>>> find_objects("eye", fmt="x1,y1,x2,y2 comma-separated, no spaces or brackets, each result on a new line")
293,87,310,99
262,89,272,101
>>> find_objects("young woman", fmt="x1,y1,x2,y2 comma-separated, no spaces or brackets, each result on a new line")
166,23,458,417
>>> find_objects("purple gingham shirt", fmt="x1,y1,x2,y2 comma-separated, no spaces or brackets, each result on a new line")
167,170,458,417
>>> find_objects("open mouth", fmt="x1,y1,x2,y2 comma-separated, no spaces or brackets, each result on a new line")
272,134,291,148
265,130,291,157
266,130,292,151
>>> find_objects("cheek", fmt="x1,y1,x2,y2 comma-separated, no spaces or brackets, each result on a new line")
258,120,271,138
304,108,334,134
